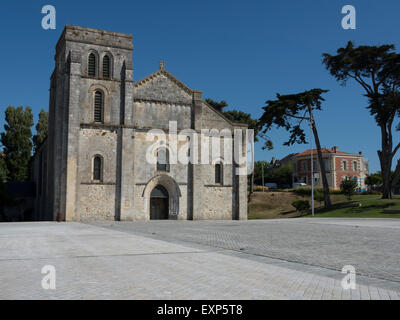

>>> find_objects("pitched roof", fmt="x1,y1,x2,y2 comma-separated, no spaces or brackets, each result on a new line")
295,148,355,157
134,64,193,95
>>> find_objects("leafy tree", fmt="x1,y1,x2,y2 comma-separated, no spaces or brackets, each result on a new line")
253,160,270,186
223,110,259,139
323,42,400,199
0,106,34,181
264,162,292,187
340,177,358,200
205,98,228,112
259,89,332,208
365,173,382,189
33,109,48,152
0,156,8,182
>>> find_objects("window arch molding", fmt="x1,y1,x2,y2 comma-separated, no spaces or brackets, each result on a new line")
88,85,109,124
213,157,224,185
87,50,99,77
92,154,104,182
93,90,104,123
100,52,113,79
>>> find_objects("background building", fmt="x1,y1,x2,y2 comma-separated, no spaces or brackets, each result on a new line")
292,146,369,190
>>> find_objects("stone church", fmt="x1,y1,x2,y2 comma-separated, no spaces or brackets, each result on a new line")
32,25,248,222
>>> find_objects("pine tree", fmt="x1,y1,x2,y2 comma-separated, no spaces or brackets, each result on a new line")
0,106,34,181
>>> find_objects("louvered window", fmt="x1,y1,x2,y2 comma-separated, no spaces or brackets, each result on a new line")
94,91,103,123
88,53,96,77
215,163,222,184
93,156,102,181
102,55,110,78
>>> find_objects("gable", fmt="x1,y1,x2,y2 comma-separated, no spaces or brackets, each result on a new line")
134,71,193,105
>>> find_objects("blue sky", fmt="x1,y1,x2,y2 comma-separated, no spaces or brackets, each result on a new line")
0,0,399,172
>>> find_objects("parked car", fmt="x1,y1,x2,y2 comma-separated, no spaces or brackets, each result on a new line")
293,182,307,188
264,183,278,189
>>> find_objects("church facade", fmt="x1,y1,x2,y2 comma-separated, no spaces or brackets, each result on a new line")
32,25,248,222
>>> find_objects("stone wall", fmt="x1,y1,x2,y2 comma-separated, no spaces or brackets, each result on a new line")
34,25,248,222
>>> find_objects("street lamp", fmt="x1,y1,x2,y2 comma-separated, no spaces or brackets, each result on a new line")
262,161,264,192
310,123,315,217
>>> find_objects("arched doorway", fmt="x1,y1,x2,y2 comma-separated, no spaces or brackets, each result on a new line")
150,185,169,220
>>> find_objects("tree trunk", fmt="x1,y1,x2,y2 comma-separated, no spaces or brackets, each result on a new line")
378,122,394,199
379,150,393,199
309,110,332,209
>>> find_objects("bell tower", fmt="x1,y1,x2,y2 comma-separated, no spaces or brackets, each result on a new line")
47,25,134,221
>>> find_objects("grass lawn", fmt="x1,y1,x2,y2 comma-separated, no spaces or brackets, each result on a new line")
248,192,400,219
305,195,400,218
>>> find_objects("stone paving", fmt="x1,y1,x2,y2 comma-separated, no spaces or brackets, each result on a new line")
0,219,399,300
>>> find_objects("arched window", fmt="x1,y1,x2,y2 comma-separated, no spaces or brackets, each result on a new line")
215,163,223,184
88,53,97,77
94,91,103,123
93,156,103,181
102,55,111,78
157,148,170,172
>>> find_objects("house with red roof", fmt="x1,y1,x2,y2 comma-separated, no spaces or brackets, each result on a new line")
292,146,369,190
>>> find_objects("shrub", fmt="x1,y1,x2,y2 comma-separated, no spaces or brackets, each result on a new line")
291,200,310,212
340,177,358,200
293,187,341,197
253,186,269,192
361,190,381,195
314,192,325,205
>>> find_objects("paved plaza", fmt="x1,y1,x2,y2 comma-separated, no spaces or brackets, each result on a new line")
1,218,400,299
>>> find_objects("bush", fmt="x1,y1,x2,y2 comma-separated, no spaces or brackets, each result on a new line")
361,190,381,195
292,187,341,197
340,177,358,200
314,192,325,204
291,200,310,212
253,186,269,192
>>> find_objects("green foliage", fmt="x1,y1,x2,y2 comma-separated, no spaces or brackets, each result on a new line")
323,42,400,198
292,187,342,197
0,156,8,182
223,109,260,142
293,187,322,197
314,191,325,204
0,106,34,181
291,200,310,212
253,160,270,185
33,109,48,152
263,162,292,187
205,98,272,147
205,98,228,112
365,173,382,189
361,190,382,195
340,177,358,200
258,89,328,148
